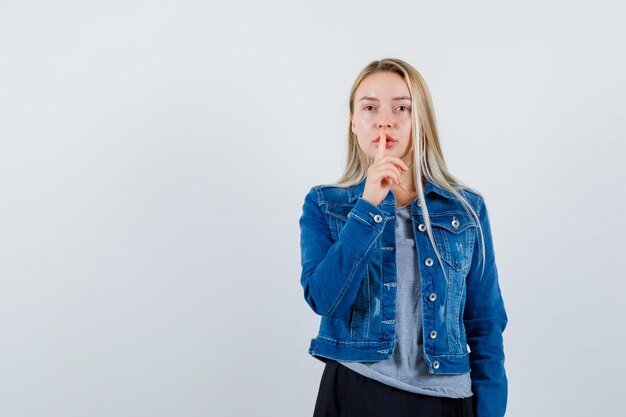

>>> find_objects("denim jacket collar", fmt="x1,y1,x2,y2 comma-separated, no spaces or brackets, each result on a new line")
348,175,456,204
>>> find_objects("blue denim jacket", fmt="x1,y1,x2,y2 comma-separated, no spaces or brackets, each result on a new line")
299,175,508,417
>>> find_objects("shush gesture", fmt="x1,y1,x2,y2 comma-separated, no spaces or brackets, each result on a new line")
361,128,409,207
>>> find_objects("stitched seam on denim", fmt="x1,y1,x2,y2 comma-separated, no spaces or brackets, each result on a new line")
314,190,340,242
463,226,476,270
350,211,380,230
445,265,453,351
427,353,469,358
327,210,348,222
457,279,466,352
417,210,474,217
364,268,371,338
314,188,330,220
325,231,378,318
315,335,395,345
429,213,476,231
320,201,359,208
431,230,450,285
349,306,355,340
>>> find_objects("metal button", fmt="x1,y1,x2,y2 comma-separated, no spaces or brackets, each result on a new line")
429,330,437,339
417,200,421,207
433,360,440,369
451,216,460,228
428,292,437,302
373,214,382,223
418,223,426,232
425,258,434,267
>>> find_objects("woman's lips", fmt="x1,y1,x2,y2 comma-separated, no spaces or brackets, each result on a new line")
373,135,397,142
373,135,397,147
373,137,397,148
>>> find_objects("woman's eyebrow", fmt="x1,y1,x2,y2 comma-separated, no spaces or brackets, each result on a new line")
358,96,411,102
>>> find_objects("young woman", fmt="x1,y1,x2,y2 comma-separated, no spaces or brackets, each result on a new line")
298,58,508,417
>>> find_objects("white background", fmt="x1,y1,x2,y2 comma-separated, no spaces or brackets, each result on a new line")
1,1,625,416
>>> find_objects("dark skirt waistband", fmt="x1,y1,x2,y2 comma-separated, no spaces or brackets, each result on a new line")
313,359,475,417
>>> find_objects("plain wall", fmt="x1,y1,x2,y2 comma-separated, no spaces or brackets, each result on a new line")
1,1,625,416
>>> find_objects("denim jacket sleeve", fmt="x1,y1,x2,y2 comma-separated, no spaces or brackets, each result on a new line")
463,196,509,417
299,187,388,319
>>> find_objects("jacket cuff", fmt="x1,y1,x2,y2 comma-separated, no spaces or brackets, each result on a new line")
347,197,389,233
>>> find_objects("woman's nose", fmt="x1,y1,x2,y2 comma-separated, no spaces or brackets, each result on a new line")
377,107,393,129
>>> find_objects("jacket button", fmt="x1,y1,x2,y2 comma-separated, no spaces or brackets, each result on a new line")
451,216,460,228
425,258,434,267
417,200,421,207
428,293,437,302
429,330,437,339
373,214,383,223
418,223,426,232
433,360,440,369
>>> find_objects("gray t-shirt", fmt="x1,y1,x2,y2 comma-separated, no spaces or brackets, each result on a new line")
339,204,473,398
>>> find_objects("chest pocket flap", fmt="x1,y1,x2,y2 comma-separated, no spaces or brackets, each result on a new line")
429,212,478,272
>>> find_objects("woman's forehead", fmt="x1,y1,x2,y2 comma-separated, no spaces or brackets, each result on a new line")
356,72,410,100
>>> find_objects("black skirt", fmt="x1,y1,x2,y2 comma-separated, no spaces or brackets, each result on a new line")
313,359,475,417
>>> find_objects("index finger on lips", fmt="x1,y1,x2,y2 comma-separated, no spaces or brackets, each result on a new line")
376,128,386,161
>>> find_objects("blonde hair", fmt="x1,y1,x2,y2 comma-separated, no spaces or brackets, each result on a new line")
330,58,487,280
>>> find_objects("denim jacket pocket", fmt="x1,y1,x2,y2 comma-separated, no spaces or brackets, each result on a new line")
430,212,477,272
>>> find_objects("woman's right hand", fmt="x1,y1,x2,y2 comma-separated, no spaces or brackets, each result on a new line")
361,129,409,207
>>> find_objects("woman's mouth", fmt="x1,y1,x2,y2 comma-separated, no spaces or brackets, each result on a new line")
373,135,397,147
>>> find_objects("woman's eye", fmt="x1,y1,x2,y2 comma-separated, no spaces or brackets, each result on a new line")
363,105,409,111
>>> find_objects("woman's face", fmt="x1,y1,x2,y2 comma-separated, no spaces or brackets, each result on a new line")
350,71,413,164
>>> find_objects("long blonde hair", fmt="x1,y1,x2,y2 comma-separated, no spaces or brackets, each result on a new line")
330,58,487,280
